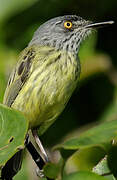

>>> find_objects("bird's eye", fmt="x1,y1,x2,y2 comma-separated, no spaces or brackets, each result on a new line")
64,21,72,29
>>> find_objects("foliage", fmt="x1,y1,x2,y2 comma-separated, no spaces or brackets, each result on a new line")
0,104,28,167
0,0,117,180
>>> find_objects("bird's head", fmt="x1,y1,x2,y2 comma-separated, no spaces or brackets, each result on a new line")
29,15,114,55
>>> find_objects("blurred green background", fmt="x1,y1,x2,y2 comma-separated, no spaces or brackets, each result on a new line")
0,0,117,179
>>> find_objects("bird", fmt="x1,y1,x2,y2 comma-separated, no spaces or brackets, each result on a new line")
1,15,114,179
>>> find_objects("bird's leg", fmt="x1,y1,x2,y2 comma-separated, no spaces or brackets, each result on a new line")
25,130,50,178
32,129,49,163
25,134,45,178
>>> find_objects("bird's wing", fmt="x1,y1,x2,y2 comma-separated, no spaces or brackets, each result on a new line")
2,46,36,180
3,46,36,107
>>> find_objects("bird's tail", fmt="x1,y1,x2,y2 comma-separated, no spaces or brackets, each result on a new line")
1,150,23,180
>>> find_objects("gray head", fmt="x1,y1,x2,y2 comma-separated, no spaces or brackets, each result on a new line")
29,15,114,55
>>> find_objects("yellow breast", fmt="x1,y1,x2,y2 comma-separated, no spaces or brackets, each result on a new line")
11,46,80,135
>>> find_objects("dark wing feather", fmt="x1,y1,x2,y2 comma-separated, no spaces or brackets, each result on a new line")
3,46,36,107
1,47,36,179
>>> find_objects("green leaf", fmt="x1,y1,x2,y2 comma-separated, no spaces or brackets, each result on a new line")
62,171,107,180
55,120,117,150
65,147,105,173
93,157,115,180
0,104,28,167
43,161,63,179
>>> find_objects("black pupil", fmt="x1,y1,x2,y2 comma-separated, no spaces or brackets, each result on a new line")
67,22,71,27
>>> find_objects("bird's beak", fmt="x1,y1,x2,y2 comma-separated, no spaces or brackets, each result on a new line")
85,21,114,29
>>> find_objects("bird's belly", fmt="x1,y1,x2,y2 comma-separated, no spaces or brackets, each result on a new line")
13,76,77,127
12,55,80,134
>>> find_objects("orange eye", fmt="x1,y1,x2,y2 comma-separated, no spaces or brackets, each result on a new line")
64,21,72,29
